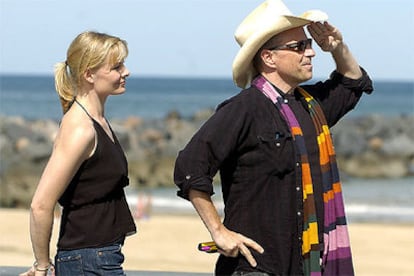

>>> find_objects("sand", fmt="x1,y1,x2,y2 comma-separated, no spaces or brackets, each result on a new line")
1,208,413,275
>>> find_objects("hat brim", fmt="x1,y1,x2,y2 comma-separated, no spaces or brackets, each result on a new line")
232,11,328,88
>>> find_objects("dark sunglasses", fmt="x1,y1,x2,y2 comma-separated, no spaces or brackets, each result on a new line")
268,38,312,52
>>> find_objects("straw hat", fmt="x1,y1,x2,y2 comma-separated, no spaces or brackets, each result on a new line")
232,0,328,88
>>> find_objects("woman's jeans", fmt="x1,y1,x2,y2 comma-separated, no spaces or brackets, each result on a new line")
55,242,125,276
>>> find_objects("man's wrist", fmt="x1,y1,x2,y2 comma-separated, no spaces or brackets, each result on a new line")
331,40,345,55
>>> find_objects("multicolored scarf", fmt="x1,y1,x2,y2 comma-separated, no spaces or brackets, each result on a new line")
252,75,354,276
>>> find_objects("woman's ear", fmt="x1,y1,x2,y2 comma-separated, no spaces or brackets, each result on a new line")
83,69,95,84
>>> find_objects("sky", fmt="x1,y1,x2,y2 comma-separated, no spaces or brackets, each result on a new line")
0,0,413,81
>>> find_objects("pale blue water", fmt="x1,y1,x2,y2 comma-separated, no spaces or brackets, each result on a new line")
0,75,413,120
1,75,413,222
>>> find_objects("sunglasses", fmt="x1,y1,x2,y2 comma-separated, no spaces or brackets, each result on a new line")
268,38,312,52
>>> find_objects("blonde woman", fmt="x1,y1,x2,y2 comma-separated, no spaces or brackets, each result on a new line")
20,31,136,275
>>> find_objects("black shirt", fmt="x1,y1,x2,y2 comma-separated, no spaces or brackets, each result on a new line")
174,70,373,275
58,119,136,250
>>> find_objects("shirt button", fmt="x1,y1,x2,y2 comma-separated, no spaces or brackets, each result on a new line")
296,162,300,167
185,175,191,180
276,142,281,147
284,99,288,104
297,211,301,216
296,186,300,191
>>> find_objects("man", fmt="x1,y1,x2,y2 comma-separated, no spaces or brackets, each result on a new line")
174,0,373,275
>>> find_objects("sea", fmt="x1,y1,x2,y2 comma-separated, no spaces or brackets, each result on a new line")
1,75,414,223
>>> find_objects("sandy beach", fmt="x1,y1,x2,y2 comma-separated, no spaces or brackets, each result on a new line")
1,208,413,275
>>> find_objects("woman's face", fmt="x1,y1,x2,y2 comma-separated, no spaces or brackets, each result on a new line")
90,58,130,97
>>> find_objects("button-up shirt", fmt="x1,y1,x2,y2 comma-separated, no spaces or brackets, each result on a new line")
174,70,373,275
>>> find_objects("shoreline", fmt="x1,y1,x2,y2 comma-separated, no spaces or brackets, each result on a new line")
1,208,413,275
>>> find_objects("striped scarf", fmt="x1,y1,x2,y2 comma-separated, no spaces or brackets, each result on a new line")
252,75,354,276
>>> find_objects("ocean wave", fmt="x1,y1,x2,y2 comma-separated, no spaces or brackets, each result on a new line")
126,192,414,223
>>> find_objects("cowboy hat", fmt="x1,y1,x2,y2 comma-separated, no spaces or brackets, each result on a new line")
232,0,328,88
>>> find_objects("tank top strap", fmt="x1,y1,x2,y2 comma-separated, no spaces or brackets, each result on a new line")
74,98,94,120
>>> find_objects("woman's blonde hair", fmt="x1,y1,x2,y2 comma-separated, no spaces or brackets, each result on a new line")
54,31,128,114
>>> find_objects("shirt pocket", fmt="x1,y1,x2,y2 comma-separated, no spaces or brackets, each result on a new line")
256,131,295,176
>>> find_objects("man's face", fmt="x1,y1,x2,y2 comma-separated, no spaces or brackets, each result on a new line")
268,27,316,86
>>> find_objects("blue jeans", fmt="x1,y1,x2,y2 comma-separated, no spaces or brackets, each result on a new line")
55,242,125,276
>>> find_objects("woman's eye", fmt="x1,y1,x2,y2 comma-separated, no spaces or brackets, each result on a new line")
112,63,123,71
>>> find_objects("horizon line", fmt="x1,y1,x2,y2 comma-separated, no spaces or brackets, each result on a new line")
0,73,413,83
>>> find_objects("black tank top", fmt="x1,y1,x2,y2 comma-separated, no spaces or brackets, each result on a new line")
57,104,136,249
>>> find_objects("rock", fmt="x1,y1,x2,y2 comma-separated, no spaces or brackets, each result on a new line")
368,136,383,151
338,153,408,178
382,134,414,157
1,113,413,208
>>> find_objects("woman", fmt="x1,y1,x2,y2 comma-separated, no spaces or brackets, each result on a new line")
20,31,136,275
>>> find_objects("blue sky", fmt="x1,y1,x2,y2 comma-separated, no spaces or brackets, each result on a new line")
0,0,413,81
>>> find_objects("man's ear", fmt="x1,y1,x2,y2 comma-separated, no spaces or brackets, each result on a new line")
261,49,276,68
83,69,95,84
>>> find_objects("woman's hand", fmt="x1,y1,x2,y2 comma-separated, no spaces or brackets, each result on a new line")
19,262,55,276
19,266,36,276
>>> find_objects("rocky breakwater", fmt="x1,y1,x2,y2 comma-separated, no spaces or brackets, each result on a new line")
332,114,414,178
1,112,413,208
